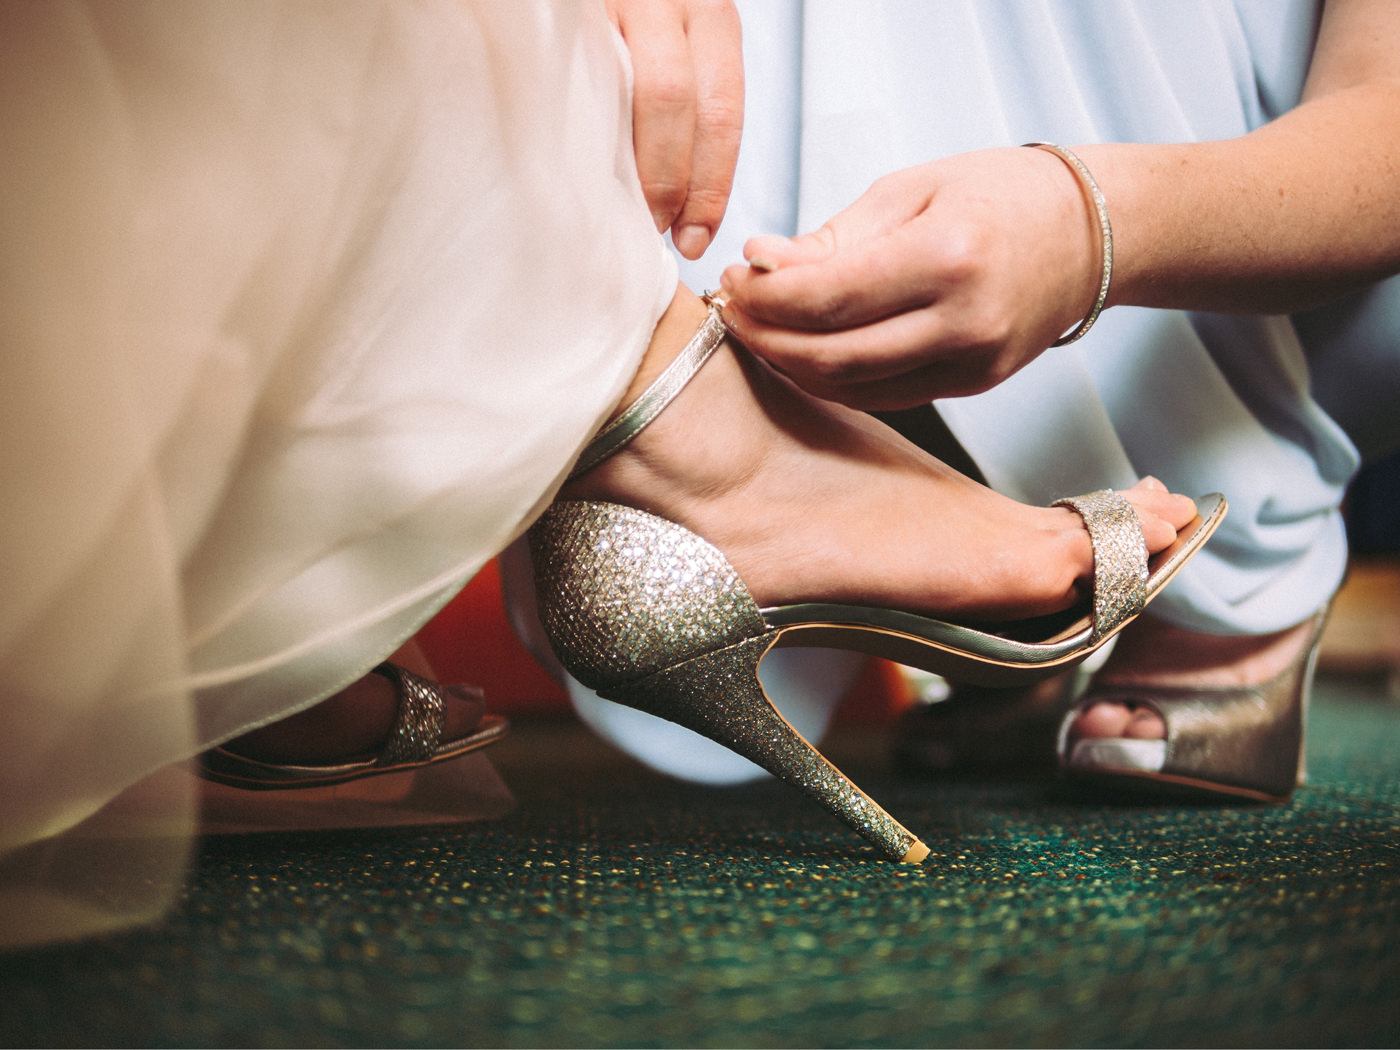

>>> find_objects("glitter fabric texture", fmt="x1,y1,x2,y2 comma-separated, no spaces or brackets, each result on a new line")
375,663,448,766
608,639,924,861
529,501,925,862
529,502,770,686
1052,489,1149,639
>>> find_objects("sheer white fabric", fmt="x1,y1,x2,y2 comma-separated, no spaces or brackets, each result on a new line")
0,0,675,946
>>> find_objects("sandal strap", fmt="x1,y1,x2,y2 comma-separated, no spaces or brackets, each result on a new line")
1053,489,1148,640
568,295,729,479
373,663,447,766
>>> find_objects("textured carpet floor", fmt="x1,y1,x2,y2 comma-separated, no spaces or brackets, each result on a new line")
2,674,1398,1048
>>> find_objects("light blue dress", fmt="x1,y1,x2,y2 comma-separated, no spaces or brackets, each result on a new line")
680,0,1400,636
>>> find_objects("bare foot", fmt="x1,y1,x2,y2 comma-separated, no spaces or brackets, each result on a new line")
1067,613,1323,742
223,641,485,763
565,287,1199,623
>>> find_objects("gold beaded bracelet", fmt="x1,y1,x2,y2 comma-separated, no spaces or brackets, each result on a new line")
1024,141,1114,346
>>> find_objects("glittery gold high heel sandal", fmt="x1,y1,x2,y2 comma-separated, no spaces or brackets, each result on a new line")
528,299,1226,862
1057,606,1330,802
198,663,509,790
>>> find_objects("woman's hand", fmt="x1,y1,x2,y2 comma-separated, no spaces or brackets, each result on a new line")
718,146,1103,410
606,0,744,259
721,0,1400,411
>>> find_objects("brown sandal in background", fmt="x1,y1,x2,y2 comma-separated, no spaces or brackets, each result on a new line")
198,663,508,790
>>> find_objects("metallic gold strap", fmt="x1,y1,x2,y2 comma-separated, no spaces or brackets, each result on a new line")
374,663,447,765
1053,489,1148,640
1024,142,1114,346
568,295,729,480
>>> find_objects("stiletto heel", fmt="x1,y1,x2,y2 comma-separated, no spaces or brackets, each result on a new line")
530,297,1224,858
531,500,929,861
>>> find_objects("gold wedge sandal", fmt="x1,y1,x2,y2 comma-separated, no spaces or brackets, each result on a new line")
198,663,509,790
1057,606,1330,802
529,299,1226,861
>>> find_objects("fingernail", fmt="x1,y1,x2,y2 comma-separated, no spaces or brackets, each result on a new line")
747,256,778,273
673,224,710,258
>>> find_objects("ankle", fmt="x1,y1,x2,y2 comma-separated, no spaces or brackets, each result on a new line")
562,290,765,510
608,286,713,419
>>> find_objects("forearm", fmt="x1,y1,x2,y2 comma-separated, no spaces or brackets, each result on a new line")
1084,0,1400,315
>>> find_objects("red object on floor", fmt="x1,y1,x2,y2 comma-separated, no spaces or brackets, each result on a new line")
415,560,569,712
833,657,914,726
417,559,914,723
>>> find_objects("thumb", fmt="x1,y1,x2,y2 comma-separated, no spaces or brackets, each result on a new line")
741,177,917,272
742,228,836,272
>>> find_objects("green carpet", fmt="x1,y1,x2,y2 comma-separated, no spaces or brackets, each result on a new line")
3,675,1398,1048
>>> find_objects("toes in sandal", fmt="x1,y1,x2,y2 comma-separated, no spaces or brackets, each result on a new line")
1057,607,1330,802
528,297,1226,862
197,663,509,790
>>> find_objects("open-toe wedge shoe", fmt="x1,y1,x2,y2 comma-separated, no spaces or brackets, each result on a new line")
1057,607,1330,802
528,298,1225,862
197,663,509,790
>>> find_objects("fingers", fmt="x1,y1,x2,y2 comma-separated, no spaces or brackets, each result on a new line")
717,161,1024,405
670,0,743,258
715,148,1104,406
720,302,1005,408
741,230,834,272
722,175,940,330
609,0,744,258
723,241,946,332
610,0,698,233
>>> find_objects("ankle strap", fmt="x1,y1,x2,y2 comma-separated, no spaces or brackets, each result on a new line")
568,294,729,480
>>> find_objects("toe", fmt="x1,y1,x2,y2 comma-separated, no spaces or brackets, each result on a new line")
1122,705,1167,739
1119,483,1198,552
1071,700,1134,740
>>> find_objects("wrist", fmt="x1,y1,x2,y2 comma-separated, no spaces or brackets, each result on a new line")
1023,143,1114,346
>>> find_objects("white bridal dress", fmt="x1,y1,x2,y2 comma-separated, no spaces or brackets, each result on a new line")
0,0,675,947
